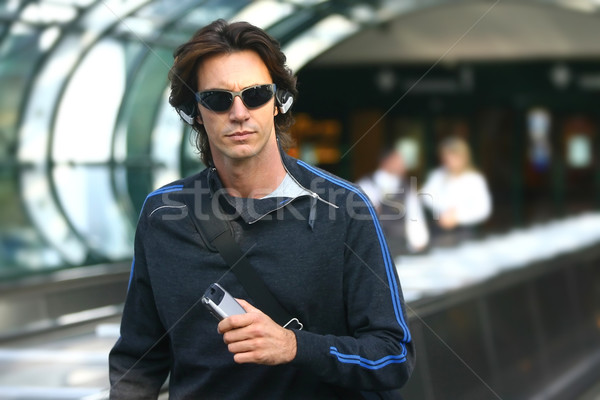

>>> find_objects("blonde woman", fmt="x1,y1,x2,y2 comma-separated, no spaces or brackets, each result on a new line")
421,137,492,246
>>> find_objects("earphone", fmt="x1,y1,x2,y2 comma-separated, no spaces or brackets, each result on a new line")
177,102,198,125
275,88,294,114
176,88,294,126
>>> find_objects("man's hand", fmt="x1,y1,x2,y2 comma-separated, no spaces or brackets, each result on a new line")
439,209,459,230
217,299,297,365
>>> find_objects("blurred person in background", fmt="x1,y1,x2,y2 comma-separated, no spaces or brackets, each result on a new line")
421,136,492,247
358,148,429,256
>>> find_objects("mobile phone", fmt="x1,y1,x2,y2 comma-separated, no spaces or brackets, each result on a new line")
201,283,246,321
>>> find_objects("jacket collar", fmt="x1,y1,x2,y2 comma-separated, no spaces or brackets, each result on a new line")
206,148,319,225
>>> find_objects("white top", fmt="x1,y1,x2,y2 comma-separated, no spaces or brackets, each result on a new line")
262,173,311,199
357,170,429,252
420,168,492,226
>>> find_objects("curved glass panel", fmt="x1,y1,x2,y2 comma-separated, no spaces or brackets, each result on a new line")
53,39,133,259
151,88,183,189
20,167,88,265
231,1,295,28
282,14,359,72
16,34,89,266
53,39,125,163
53,165,133,259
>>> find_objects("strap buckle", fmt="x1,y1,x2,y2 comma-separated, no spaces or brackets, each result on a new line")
283,318,303,330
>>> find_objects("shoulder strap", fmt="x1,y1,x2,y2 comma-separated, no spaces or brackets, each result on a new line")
182,180,302,330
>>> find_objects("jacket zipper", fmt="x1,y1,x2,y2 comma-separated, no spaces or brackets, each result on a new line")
248,166,339,225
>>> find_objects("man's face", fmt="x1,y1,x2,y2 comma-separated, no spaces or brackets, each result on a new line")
196,50,278,164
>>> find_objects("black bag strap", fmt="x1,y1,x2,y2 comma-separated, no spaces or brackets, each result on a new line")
182,184,303,330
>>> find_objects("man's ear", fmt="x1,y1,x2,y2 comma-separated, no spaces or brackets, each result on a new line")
196,107,204,125
273,105,278,117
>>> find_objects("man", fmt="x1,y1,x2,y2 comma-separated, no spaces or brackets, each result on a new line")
357,149,429,256
109,19,414,399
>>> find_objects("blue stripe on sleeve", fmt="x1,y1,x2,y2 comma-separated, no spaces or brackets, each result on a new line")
329,346,407,370
140,185,184,214
127,256,135,290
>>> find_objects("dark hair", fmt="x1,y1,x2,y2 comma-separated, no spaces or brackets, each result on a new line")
168,19,298,165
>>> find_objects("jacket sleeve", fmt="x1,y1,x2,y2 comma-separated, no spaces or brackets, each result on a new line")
290,190,415,391
109,212,171,399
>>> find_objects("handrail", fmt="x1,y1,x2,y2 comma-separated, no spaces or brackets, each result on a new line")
0,262,130,342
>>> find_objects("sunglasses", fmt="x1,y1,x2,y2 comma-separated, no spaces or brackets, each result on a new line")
195,83,276,112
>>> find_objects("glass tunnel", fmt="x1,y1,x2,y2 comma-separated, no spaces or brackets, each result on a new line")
0,0,378,278
3,0,600,279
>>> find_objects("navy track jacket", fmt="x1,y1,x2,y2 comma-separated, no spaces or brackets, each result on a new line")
109,152,415,399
